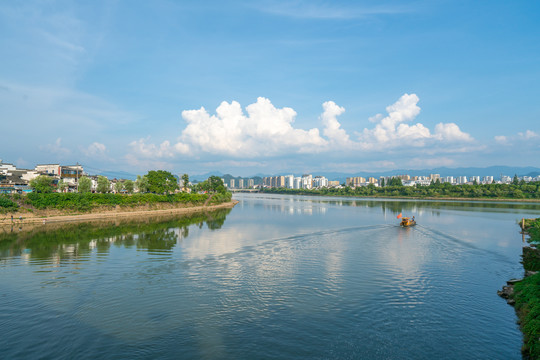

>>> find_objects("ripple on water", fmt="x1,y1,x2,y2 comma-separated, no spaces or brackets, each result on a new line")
0,197,527,359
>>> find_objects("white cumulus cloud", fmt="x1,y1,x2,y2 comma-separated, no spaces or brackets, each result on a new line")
360,93,428,146
129,138,177,158
519,130,539,140
321,101,350,145
83,142,107,157
128,94,474,161
359,93,450,148
433,123,473,142
176,97,327,157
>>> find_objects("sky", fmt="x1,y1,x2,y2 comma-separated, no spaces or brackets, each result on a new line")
1,0,539,177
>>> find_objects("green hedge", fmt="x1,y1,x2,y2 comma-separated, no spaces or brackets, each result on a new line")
23,192,210,211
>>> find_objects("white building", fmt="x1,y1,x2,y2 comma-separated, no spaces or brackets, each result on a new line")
35,164,60,176
312,176,328,188
0,161,17,175
441,176,454,184
482,176,494,184
416,179,432,186
284,175,294,189
301,174,313,189
293,177,302,189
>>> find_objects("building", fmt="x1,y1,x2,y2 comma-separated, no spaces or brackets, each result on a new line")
482,176,494,184
35,164,60,176
230,179,235,189
312,176,328,188
301,174,312,189
0,161,17,175
60,165,84,183
247,179,254,188
284,175,294,189
346,177,366,187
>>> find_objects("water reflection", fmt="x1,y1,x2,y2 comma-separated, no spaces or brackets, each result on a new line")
0,208,232,263
1,194,538,359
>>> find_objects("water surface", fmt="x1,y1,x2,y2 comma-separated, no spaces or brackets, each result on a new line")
1,194,539,359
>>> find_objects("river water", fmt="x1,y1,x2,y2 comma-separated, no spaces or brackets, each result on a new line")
1,193,540,359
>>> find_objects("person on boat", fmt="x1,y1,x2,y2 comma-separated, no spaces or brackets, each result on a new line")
412,216,415,221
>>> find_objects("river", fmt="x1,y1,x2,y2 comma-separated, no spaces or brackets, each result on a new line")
1,193,539,359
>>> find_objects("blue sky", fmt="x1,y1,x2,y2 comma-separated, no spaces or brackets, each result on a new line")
1,0,539,177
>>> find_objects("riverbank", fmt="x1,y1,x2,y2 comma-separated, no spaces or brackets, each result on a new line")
499,218,540,359
0,200,239,226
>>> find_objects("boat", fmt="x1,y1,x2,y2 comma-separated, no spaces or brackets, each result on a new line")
400,217,416,227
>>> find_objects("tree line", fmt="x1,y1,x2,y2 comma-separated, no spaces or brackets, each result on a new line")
29,170,185,194
263,180,540,200
1,172,231,213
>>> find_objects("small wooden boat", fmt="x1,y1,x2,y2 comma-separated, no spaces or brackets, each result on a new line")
400,217,416,227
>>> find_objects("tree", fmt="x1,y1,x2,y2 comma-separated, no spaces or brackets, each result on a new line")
78,176,92,193
57,179,68,193
124,179,134,194
194,176,226,194
513,174,519,185
97,176,110,193
207,175,226,193
114,181,124,193
146,170,179,194
135,175,149,193
512,189,525,199
388,177,403,187
181,173,190,191
29,175,54,193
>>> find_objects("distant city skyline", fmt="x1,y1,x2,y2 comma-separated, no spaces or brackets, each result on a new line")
1,1,539,176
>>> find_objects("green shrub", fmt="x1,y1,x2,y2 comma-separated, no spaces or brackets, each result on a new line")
0,196,18,211
513,273,540,359
21,192,219,211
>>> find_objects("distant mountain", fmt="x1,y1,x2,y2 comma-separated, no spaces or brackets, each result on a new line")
190,171,224,182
